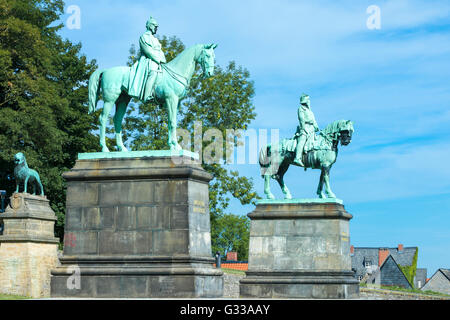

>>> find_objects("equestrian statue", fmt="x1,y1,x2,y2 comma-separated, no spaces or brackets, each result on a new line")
88,16,217,152
259,94,354,200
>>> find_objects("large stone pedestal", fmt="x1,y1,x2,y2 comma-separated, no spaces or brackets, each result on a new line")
0,193,59,298
239,200,359,299
50,153,223,298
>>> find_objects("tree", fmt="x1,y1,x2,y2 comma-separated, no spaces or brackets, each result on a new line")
0,0,99,240
214,213,250,260
121,36,259,254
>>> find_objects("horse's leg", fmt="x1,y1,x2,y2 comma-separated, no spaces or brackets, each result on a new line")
317,169,326,198
276,175,292,199
99,101,115,152
276,163,292,199
165,95,181,151
323,167,336,198
113,94,131,152
264,175,275,199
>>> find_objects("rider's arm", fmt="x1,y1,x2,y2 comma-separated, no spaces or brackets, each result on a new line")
298,107,307,132
311,113,319,131
139,34,165,64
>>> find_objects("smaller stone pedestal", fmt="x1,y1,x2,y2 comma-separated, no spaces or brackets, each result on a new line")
239,199,359,299
0,193,59,298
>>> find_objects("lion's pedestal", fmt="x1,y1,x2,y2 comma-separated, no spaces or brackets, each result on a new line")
50,151,223,298
239,199,359,299
0,193,60,298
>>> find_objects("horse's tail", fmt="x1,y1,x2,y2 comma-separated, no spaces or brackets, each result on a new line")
88,69,104,114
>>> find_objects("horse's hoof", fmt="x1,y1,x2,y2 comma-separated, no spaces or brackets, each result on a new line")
267,193,275,200
101,147,110,153
119,146,128,152
284,194,292,200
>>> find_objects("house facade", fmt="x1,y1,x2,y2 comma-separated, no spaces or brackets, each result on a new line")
350,244,424,289
421,269,450,295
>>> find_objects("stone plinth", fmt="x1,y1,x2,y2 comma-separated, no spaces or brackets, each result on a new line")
50,154,223,298
239,200,359,299
0,193,59,298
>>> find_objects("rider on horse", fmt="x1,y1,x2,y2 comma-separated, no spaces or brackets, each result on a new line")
292,94,320,167
128,16,167,103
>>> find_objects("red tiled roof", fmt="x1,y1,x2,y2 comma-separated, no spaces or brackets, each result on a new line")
213,263,248,271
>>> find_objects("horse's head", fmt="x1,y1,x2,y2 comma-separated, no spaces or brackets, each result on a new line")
338,120,354,146
198,43,217,78
322,120,354,146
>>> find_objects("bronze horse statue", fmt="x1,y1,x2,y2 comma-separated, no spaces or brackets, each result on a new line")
259,120,354,199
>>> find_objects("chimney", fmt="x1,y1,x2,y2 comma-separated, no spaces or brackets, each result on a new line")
350,245,354,255
379,248,389,266
398,244,404,252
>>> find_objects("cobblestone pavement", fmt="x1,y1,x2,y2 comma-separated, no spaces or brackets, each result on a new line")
223,273,450,300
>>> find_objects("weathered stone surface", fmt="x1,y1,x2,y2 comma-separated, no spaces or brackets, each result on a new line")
50,155,223,298
240,201,359,299
0,193,59,298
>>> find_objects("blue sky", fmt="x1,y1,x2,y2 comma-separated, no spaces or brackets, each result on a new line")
58,0,450,275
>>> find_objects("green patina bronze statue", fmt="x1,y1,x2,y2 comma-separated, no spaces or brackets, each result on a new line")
259,95,354,199
88,16,217,152
13,152,45,196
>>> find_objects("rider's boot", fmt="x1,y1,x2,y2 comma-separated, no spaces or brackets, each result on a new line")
293,135,306,166
144,72,157,103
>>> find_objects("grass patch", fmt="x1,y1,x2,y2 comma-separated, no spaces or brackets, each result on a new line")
0,294,29,300
221,268,246,276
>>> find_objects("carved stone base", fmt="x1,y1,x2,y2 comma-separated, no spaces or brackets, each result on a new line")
50,155,223,298
239,201,359,299
0,193,59,298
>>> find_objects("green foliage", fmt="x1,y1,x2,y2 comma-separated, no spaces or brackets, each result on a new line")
0,293,29,300
213,213,250,260
0,0,99,240
221,268,246,276
122,35,259,255
399,248,418,288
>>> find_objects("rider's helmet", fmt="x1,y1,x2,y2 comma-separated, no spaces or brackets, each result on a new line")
300,93,310,105
146,17,158,30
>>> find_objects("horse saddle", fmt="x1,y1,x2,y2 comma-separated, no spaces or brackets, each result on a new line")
283,133,316,154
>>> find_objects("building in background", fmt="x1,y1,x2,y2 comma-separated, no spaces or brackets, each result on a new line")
350,244,425,289
421,269,450,295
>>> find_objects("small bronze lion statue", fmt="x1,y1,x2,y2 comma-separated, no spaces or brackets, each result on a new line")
14,152,45,196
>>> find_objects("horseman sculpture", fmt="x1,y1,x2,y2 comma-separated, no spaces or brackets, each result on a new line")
88,16,217,152
259,95,354,200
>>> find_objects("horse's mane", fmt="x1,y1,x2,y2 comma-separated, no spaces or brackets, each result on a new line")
322,120,352,136
167,44,203,67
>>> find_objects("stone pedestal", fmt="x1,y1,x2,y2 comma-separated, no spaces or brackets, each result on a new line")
0,193,59,298
239,200,359,299
50,153,223,298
